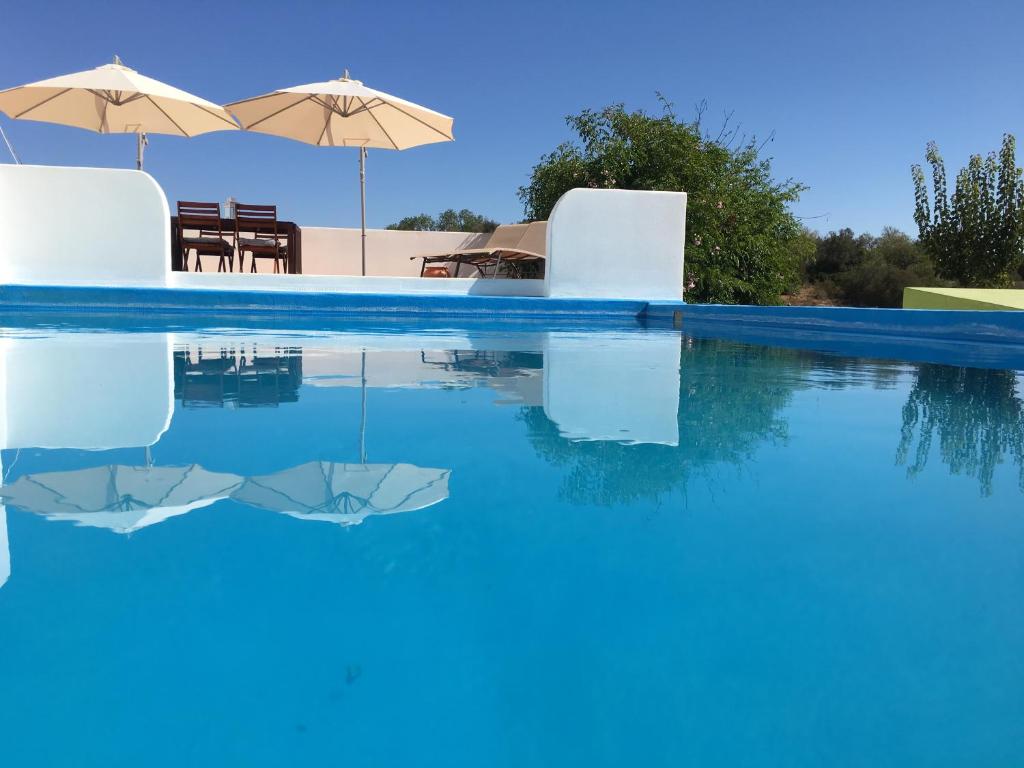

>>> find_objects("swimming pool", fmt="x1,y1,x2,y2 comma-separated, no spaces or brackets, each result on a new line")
0,317,1021,766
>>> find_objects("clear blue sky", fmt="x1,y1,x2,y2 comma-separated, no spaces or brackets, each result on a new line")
2,0,1022,235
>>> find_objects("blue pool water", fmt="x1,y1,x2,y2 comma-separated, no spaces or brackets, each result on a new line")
0,318,1022,766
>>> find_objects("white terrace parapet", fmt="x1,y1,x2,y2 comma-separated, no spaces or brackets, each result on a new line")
0,165,687,299
546,188,686,301
300,227,488,277
0,164,170,286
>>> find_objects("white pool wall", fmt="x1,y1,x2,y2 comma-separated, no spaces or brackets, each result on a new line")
0,165,169,287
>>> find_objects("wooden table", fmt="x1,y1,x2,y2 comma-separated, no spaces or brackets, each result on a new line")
171,216,302,274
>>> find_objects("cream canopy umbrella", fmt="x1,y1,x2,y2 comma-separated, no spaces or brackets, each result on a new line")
226,71,454,275
0,56,239,169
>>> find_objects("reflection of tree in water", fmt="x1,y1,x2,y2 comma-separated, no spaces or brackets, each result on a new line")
520,338,800,506
897,365,1024,496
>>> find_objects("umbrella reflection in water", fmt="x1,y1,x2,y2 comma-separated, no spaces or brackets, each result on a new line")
0,464,243,534
232,462,450,526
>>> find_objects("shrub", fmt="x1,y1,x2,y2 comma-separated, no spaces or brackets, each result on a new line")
805,228,949,308
518,101,807,305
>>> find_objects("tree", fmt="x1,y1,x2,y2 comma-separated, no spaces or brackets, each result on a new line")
386,213,435,231
806,228,871,282
435,209,498,233
912,134,1024,287
804,227,947,308
386,209,498,233
518,101,808,304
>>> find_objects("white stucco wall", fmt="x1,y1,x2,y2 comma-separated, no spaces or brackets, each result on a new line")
0,164,170,287
170,271,546,296
545,188,686,300
298,227,489,277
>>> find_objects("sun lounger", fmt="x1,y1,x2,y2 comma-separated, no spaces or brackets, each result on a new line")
413,221,547,278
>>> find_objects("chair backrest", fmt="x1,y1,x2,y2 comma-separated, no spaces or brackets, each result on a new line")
177,201,223,239
234,203,279,240
517,220,547,256
484,223,529,250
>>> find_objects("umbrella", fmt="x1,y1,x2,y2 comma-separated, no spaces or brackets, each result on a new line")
0,464,243,534
0,56,239,169
226,71,454,275
232,462,450,526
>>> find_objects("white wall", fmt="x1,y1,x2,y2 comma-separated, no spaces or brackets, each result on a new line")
0,164,170,287
545,188,686,300
0,332,173,450
170,271,546,296
298,227,489,277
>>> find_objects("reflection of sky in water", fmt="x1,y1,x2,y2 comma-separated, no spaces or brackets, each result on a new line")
0,324,1021,767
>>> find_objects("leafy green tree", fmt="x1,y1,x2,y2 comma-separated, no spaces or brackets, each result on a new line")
806,228,871,282
830,228,946,307
912,134,1024,287
518,101,807,304
386,213,436,231
387,209,498,233
435,208,499,233
802,228,949,308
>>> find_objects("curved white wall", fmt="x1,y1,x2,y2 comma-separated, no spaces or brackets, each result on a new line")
545,188,686,300
0,164,170,287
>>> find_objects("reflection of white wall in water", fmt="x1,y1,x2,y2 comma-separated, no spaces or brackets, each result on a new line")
0,504,8,590
0,333,173,450
176,330,682,435
542,331,681,446
1,456,8,589
176,333,545,405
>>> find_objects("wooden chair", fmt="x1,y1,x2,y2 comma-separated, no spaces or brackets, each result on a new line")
234,203,288,274
177,201,234,272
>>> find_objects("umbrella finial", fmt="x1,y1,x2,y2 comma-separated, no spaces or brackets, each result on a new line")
113,54,123,66
342,68,350,80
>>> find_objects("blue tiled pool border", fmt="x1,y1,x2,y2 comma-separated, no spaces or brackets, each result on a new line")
0,284,650,319
2,285,1024,348
649,302,1024,346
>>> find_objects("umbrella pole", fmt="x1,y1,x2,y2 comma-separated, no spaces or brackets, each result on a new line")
359,147,367,276
359,349,367,463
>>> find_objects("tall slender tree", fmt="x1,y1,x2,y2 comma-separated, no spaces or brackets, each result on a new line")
912,134,1024,287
